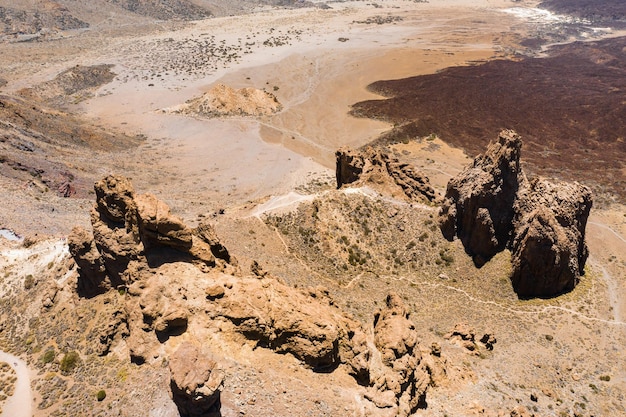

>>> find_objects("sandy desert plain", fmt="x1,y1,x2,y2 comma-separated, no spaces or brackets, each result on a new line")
0,0,625,416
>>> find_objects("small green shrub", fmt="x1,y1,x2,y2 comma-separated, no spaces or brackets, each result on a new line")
60,351,80,374
24,275,35,290
599,375,611,382
41,349,56,364
96,390,106,401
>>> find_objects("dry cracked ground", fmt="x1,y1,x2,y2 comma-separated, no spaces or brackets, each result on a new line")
0,0,625,416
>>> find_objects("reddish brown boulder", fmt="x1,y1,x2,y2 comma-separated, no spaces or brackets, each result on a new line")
169,343,224,417
511,178,592,297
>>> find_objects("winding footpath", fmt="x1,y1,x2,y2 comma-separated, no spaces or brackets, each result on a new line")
0,351,32,417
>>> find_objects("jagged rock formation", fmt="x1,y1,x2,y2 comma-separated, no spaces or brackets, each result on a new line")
335,147,437,202
166,84,282,118
438,131,523,267
366,293,430,416
439,130,592,297
67,227,107,297
209,279,370,376
69,175,231,296
169,343,224,417
68,175,438,413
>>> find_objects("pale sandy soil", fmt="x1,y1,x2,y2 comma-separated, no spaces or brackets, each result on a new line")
0,351,32,417
59,0,532,213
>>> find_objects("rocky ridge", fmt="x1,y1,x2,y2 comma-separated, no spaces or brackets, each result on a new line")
336,146,438,203
19,64,116,106
0,1,88,38
68,175,441,416
439,130,592,297
104,0,212,20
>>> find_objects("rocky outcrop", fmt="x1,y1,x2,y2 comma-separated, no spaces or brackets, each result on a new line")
366,293,430,416
211,281,433,411
166,84,282,118
439,130,592,297
169,343,224,417
68,175,441,412
67,226,108,297
511,178,592,297
336,147,437,202
209,277,370,377
129,274,189,340
194,221,232,264
70,175,233,295
444,323,478,354
438,130,524,267
89,175,143,286
135,193,193,251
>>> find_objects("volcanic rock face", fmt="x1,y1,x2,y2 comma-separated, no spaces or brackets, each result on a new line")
336,147,437,202
439,130,592,297
511,178,592,296
169,343,224,417
67,226,107,298
211,281,433,413
438,130,524,267
209,278,370,375
69,175,228,294
135,193,193,251
69,175,439,413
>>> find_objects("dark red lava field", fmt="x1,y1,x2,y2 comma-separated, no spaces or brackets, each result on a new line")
540,0,626,21
352,36,626,203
